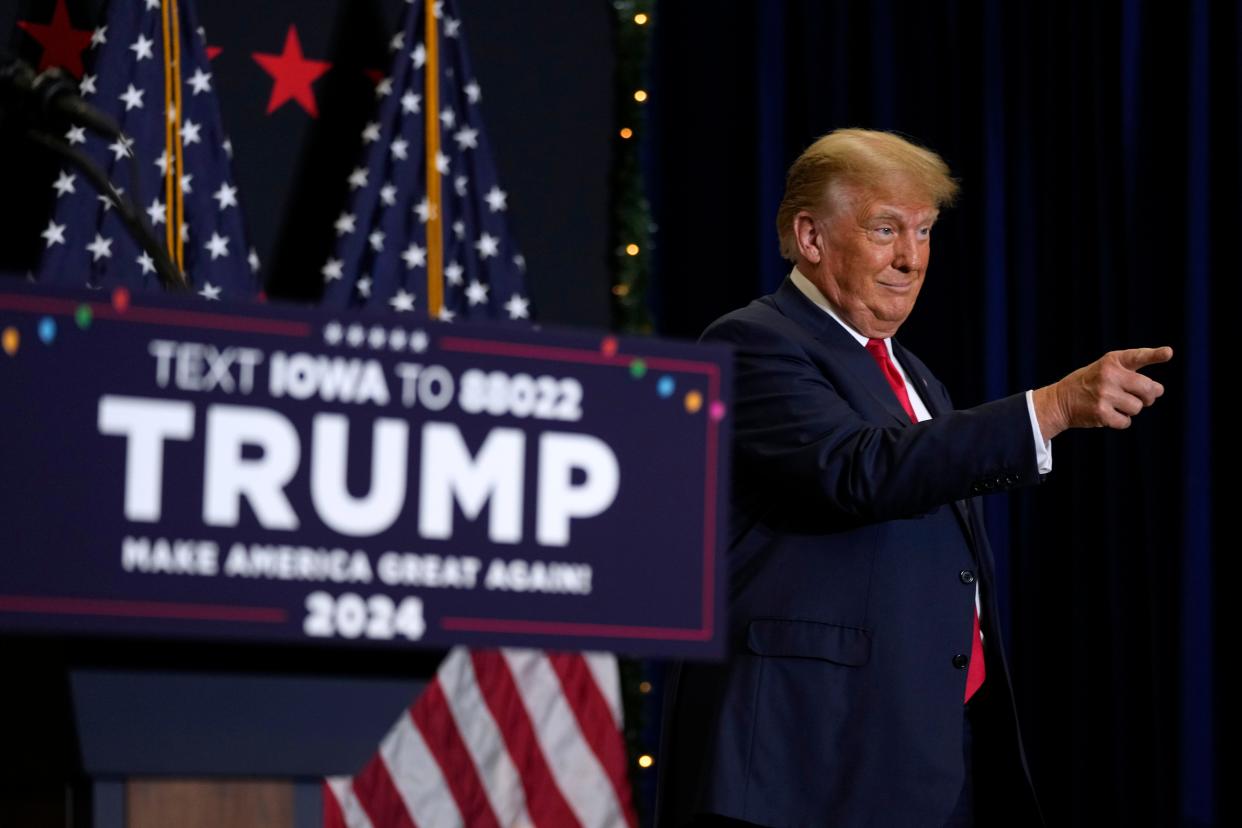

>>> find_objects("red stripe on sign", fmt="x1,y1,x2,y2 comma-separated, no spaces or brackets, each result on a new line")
548,653,639,828
0,595,285,623
411,679,502,828
353,753,419,828
322,781,348,828
470,650,581,828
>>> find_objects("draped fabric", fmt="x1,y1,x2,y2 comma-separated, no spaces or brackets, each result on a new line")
649,2,1231,824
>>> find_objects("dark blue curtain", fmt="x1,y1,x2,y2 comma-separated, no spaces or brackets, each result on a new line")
649,1,1229,824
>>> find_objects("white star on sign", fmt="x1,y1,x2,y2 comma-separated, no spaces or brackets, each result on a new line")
65,125,86,145
505,294,530,320
402,243,427,269
42,220,66,247
437,306,456,323
475,232,500,259
380,184,397,205
390,138,408,161
79,73,97,95
413,197,434,223
484,186,508,212
465,280,489,305
137,252,155,274
146,198,166,226
334,212,356,235
180,119,202,145
348,167,368,189
435,151,449,174
119,83,144,110
90,28,106,48
412,44,426,68
369,230,385,252
453,126,478,150
362,121,381,143
356,276,372,297
322,258,344,281
52,171,76,196
86,233,113,261
187,68,212,95
389,289,416,312
198,282,222,300
130,34,154,61
204,232,230,260
444,261,464,285
324,322,343,345
464,80,481,103
400,92,421,114
213,182,238,210
440,107,456,129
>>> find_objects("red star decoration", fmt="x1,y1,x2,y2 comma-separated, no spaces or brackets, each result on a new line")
251,25,331,118
16,0,94,78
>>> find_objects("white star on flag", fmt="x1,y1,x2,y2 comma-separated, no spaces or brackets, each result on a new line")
400,92,421,114
204,232,230,260
389,289,416,312
86,233,113,261
475,232,499,258
504,294,530,319
444,261,464,285
130,34,154,61
349,168,369,189
464,80,481,103
435,151,450,174
445,17,461,37
180,173,193,194
440,107,456,129
465,280,489,305
375,77,393,98
90,27,106,48
42,220,67,247
402,243,427,269
484,186,507,212
322,258,344,281
362,122,381,143
453,126,478,150
390,138,409,160
146,198,166,226
369,230,385,251
52,171,76,196
198,282,222,300
454,175,469,196
413,197,433,223
108,136,134,160
356,276,372,297
213,182,238,210
437,306,456,322
180,120,202,145
119,83,144,110
187,68,212,95
390,31,405,52
412,44,426,68
137,252,155,274
65,126,86,145
78,73,97,94
97,187,121,212
248,249,261,273
155,149,170,176
380,184,397,205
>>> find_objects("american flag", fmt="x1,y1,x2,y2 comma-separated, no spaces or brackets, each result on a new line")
319,0,530,323
33,0,258,301
325,649,637,827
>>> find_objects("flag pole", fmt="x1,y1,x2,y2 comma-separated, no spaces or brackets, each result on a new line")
424,0,443,318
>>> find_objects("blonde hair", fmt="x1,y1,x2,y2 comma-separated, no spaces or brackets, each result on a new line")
776,128,959,261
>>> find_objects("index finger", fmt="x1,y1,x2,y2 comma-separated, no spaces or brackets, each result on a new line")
1116,346,1174,371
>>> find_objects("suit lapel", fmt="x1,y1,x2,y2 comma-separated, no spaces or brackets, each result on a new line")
771,278,911,427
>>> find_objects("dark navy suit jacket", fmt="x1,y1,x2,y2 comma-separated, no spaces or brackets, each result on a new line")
656,278,1045,827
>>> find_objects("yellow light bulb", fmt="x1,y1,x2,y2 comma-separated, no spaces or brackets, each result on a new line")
633,90,648,103
634,13,649,25
625,243,640,256
638,754,654,769
620,127,634,139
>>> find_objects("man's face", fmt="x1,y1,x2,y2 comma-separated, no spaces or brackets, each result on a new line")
801,182,939,339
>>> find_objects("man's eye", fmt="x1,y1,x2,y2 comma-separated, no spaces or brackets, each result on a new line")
874,227,894,237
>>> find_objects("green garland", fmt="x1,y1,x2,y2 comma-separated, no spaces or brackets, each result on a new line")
611,3,657,821
610,0,655,335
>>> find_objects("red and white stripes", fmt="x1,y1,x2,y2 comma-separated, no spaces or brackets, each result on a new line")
324,648,637,828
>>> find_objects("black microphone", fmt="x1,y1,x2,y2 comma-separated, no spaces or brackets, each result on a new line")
0,52,121,138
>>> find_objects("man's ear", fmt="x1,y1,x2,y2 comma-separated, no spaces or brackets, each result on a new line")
794,212,822,264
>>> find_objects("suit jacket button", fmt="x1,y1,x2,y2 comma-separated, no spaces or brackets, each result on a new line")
953,654,970,669
959,569,975,584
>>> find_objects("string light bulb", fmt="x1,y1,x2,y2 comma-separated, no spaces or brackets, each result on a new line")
633,89,648,103
634,13,649,25
626,243,640,256
638,754,654,769
620,127,634,139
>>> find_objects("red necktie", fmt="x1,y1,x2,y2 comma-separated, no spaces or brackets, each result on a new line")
865,338,986,702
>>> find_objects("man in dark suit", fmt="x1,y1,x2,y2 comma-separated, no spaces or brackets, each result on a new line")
656,129,1171,827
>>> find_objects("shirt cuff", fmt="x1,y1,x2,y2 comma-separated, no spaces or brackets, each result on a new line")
1025,389,1053,474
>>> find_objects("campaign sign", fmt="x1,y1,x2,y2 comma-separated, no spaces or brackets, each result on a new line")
0,284,730,658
